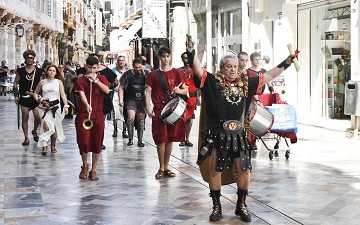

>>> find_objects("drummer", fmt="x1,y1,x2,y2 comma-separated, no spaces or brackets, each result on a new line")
145,46,189,179
191,46,294,222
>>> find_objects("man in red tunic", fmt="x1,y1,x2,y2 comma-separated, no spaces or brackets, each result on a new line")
73,55,110,181
178,51,204,147
145,47,189,179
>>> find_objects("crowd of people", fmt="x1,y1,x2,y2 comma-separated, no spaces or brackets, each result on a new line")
9,40,294,222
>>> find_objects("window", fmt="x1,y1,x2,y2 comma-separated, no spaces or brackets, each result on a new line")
212,14,217,38
230,9,241,35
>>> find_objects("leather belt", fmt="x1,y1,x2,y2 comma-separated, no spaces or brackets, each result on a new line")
127,92,144,98
189,92,197,98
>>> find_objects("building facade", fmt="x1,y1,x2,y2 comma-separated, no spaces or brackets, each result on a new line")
0,0,63,69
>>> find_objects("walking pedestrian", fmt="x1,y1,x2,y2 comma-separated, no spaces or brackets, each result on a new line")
192,47,294,222
145,46,189,179
13,49,43,145
119,58,146,147
73,55,110,180
32,65,69,155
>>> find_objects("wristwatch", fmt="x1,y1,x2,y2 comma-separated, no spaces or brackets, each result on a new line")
94,79,99,83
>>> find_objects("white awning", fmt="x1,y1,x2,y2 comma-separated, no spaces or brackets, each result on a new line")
115,19,142,51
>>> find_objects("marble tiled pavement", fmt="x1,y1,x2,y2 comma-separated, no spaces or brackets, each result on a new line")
1,100,360,225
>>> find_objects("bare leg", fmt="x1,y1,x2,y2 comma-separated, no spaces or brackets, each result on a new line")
79,153,88,179
157,143,165,171
164,142,173,171
33,107,41,131
234,158,251,222
208,149,222,190
88,153,100,180
91,153,100,172
21,106,30,141
185,119,193,142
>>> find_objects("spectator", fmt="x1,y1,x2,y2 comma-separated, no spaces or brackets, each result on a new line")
0,60,9,96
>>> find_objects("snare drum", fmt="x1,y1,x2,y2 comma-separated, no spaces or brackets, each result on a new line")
249,101,274,137
160,97,186,124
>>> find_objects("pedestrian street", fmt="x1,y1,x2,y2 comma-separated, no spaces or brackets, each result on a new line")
0,100,360,224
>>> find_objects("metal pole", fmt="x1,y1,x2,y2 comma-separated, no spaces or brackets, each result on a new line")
184,0,190,35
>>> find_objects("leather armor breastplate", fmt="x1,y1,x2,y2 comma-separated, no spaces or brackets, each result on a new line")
126,74,145,93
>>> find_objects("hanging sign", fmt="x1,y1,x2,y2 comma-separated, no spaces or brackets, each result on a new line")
142,0,167,38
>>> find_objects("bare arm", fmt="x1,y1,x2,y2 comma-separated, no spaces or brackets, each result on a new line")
32,80,44,102
95,80,111,94
119,85,125,107
192,53,203,79
263,56,293,84
59,81,69,115
145,85,154,118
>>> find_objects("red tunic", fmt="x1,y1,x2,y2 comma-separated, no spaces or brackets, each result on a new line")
181,68,197,120
146,68,186,145
73,75,110,154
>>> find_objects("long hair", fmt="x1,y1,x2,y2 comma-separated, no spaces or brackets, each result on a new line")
46,65,63,82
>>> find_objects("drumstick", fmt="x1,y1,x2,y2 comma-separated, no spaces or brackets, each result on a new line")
287,44,300,72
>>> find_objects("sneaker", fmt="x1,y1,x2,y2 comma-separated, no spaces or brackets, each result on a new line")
179,142,185,146
185,141,193,147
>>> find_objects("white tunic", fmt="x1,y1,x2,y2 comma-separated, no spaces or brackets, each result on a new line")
37,79,66,147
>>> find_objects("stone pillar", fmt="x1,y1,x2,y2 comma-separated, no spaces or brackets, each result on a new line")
45,38,51,62
7,29,16,69
35,36,41,63
15,36,27,66
0,27,8,63
40,37,45,63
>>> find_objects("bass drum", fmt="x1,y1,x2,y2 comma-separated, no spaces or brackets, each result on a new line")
249,101,274,137
160,96,186,124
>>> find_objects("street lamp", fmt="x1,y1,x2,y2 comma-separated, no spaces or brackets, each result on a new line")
0,21,28,38
15,24,25,38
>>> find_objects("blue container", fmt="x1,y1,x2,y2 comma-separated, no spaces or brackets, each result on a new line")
265,104,297,133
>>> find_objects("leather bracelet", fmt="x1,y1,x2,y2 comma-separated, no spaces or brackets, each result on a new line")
277,59,291,70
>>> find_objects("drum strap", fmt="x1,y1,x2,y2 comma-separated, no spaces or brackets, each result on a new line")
156,69,169,94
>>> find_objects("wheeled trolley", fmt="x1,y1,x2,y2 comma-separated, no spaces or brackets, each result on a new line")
256,93,298,160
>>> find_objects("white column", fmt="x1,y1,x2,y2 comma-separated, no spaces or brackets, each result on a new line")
35,36,42,64
45,38,51,62
0,28,8,63
15,36,27,66
350,0,360,133
351,0,359,81
206,0,212,72
7,30,16,69
41,37,46,62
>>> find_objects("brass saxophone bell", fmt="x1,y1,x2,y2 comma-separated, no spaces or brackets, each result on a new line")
83,118,94,130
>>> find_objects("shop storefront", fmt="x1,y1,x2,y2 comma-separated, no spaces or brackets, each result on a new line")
294,0,352,121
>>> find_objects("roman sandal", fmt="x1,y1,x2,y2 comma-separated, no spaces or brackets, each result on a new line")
155,169,164,179
79,164,89,180
42,146,48,156
164,169,176,177
22,139,30,146
31,130,39,142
